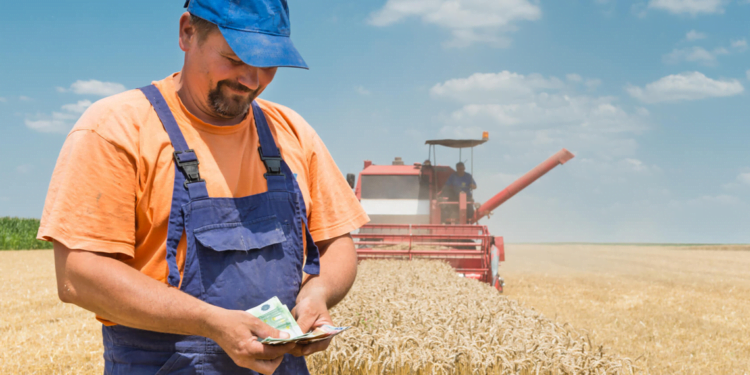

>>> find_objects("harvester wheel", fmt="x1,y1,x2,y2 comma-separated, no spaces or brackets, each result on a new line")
493,276,505,293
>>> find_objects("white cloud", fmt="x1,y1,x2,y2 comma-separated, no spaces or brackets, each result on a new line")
61,100,93,114
685,30,707,41
0,97,6,103
432,71,649,164
622,158,661,174
19,96,32,101
355,85,371,95
430,71,565,103
585,79,602,91
648,0,728,15
685,194,741,206
663,46,728,66
368,0,542,48
566,74,583,82
737,172,750,185
24,100,93,134
57,79,127,97
626,72,744,103
24,118,70,134
731,39,748,51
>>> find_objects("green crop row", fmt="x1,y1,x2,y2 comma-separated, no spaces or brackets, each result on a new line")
0,217,53,250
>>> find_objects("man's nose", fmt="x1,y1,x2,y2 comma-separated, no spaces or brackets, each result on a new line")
237,67,260,90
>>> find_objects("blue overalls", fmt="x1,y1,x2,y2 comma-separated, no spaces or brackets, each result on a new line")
101,85,321,375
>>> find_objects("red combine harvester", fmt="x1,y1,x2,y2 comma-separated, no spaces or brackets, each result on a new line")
349,133,574,292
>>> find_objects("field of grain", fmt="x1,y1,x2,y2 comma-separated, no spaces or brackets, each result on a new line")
2,246,748,374
502,244,750,374
307,259,634,374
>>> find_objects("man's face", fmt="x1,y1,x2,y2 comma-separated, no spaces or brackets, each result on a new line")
456,164,465,175
182,22,278,120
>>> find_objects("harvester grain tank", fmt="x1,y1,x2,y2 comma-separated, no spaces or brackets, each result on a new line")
349,133,574,292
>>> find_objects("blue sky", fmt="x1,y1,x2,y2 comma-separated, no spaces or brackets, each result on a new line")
1,0,748,243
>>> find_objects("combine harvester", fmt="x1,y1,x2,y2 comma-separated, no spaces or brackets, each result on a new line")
349,133,574,292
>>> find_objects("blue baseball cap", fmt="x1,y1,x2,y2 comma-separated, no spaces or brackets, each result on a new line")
185,0,308,69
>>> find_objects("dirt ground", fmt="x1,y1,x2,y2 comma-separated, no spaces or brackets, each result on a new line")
502,244,750,375
2,246,749,374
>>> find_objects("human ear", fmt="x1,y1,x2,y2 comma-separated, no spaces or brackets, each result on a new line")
178,12,195,52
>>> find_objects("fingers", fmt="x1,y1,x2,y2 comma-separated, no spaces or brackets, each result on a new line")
250,318,290,340
248,355,284,375
245,340,296,361
292,299,333,334
294,310,317,334
289,337,332,357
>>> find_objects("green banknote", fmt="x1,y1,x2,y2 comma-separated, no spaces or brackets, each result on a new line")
246,297,350,345
246,297,304,338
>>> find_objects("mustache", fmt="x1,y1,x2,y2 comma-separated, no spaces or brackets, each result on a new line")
217,79,253,93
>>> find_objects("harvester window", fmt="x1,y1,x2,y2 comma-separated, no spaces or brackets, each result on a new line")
361,175,429,200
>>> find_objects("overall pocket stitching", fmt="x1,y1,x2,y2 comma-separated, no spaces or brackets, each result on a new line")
193,215,279,234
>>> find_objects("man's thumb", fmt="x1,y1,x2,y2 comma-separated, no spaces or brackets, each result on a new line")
254,322,290,339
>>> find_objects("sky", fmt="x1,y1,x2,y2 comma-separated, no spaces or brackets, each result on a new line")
1,0,749,243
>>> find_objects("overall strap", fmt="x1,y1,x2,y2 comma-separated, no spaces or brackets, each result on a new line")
139,85,206,287
252,102,287,192
139,85,209,200
253,101,320,275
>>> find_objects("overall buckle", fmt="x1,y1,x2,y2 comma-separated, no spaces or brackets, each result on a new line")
258,147,285,179
174,150,205,188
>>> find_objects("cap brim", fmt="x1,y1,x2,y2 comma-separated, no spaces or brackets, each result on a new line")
220,27,308,69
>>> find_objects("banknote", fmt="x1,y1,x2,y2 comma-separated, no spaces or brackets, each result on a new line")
261,325,350,345
246,297,350,345
246,297,304,338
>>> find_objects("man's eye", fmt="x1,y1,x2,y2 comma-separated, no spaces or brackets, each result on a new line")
227,57,243,65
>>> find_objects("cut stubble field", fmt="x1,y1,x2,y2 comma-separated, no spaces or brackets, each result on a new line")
1,245,748,374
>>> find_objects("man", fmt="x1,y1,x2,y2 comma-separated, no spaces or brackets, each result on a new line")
445,162,477,199
37,1,368,374
443,162,477,220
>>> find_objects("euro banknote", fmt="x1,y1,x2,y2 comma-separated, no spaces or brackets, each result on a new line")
260,324,350,345
245,296,304,338
246,297,350,345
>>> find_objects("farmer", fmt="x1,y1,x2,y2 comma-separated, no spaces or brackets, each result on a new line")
37,1,368,374
445,162,477,198
443,162,477,220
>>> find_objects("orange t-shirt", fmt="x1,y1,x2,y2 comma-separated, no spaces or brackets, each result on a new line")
38,74,369,322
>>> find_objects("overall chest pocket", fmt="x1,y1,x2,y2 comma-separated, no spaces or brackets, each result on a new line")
194,216,286,251
193,216,290,309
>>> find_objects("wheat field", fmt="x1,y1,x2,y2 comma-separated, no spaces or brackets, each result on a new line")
2,246,748,374
307,259,635,374
502,244,750,374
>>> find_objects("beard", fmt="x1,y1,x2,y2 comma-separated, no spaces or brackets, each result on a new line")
207,79,261,119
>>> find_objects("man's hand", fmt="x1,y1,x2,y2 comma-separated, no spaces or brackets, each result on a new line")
206,308,296,374
286,233,357,357
289,293,334,357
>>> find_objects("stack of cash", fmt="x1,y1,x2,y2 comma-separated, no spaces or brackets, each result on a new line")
246,297,350,345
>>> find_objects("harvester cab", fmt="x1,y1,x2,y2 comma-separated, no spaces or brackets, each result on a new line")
349,133,574,292
422,131,489,225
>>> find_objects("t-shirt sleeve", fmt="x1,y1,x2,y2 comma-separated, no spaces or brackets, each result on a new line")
306,132,369,242
37,128,137,257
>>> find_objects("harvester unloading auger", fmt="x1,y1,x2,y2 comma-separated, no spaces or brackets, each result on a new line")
348,132,574,292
